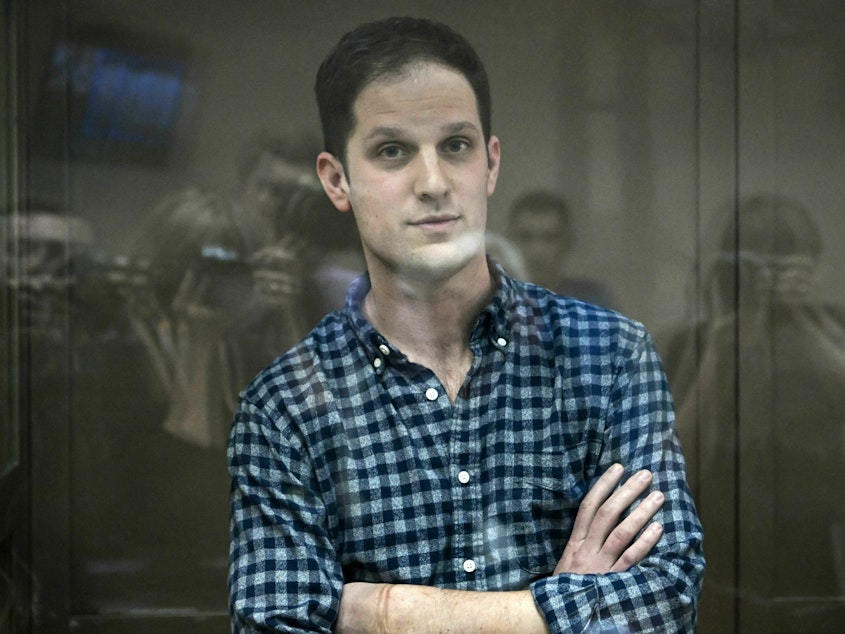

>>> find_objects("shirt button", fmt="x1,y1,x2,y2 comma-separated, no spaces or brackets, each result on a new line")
462,559,476,573
373,358,383,369
457,470,470,484
496,337,508,347
378,344,390,356
425,387,439,401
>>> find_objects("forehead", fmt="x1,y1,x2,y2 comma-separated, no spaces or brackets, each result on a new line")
351,62,480,131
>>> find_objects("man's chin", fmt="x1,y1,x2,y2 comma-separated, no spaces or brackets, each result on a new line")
399,248,486,285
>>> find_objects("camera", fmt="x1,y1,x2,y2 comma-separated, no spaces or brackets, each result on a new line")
193,245,254,310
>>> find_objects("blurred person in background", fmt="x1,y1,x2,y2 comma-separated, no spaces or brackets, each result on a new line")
232,130,322,255
507,189,617,309
128,187,253,448
661,193,845,610
1,205,94,345
233,129,365,330
73,186,289,596
0,204,210,596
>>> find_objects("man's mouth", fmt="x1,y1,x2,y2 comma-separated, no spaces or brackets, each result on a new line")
410,215,460,229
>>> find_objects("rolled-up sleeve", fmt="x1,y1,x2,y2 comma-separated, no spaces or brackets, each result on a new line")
531,331,705,632
228,393,342,634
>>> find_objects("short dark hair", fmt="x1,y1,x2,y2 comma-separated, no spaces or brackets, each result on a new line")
509,190,572,226
719,193,822,261
236,130,321,188
315,16,492,164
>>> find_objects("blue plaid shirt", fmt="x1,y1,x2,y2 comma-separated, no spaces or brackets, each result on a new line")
228,263,704,633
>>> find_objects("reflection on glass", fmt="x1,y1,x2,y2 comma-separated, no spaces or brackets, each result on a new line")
1,13,18,477
0,212,17,478
505,189,619,310
67,151,364,613
15,1,842,630
32,24,197,167
663,194,845,622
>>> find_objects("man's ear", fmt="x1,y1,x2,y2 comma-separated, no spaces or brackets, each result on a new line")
316,152,352,213
486,135,501,197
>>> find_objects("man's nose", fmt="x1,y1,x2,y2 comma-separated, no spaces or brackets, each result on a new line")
414,150,450,201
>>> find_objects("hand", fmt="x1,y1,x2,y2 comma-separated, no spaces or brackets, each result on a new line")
171,269,219,322
250,243,303,305
555,463,664,575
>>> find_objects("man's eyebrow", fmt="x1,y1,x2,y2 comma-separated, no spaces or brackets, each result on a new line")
364,126,403,141
443,121,480,135
364,121,481,142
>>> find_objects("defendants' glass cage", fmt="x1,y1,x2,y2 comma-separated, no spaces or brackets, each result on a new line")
4,1,845,632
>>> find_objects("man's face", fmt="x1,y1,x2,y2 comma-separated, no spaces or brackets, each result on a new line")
320,62,500,284
510,207,567,283
242,152,305,221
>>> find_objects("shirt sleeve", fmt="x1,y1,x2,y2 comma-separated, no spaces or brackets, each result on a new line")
530,328,705,632
228,392,343,633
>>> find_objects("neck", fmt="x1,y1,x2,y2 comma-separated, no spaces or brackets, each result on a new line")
363,258,494,400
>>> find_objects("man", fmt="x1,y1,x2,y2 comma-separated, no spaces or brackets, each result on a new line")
228,17,704,633
232,131,322,254
507,189,617,309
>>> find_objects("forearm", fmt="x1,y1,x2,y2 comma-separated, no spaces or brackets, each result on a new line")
336,583,549,634
533,552,704,633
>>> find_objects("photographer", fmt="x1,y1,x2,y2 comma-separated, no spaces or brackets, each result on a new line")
127,186,314,447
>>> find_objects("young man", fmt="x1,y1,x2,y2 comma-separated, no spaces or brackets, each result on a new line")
507,189,618,309
228,17,704,633
232,131,320,255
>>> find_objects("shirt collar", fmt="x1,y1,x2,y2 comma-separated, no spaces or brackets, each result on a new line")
343,258,517,369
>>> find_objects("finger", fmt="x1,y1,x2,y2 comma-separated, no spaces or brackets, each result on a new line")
609,521,664,573
172,269,204,308
602,489,664,561
581,469,654,550
190,273,211,304
570,463,625,543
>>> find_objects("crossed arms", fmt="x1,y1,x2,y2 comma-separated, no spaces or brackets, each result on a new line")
229,400,703,633
336,464,666,634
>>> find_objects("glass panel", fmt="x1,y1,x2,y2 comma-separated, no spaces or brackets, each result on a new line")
28,0,845,630
0,211,17,479
736,1,845,629
0,537,12,633
0,244,16,479
28,0,703,628
1,0,19,478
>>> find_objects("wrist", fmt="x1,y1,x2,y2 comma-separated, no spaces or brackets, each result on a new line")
376,583,394,634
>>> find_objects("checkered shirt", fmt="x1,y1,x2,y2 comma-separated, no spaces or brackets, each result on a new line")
228,263,705,633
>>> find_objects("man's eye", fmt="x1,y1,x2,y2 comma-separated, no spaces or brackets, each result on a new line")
444,138,470,153
378,144,406,159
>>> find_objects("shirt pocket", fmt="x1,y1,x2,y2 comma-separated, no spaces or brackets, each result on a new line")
507,447,590,576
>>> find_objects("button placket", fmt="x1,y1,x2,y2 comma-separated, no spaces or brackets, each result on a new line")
452,394,484,582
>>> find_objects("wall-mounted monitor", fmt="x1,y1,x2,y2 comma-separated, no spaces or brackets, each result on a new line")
32,24,200,168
